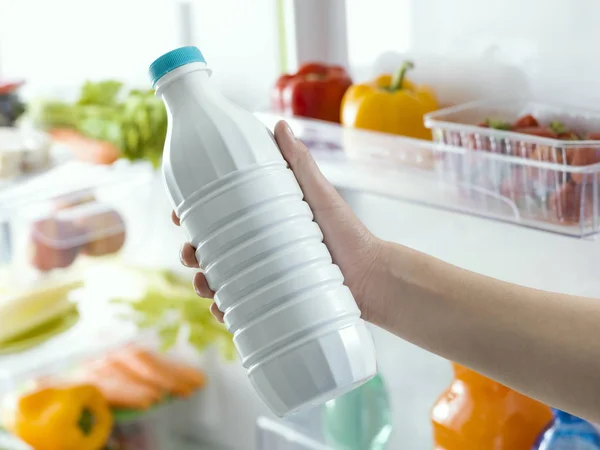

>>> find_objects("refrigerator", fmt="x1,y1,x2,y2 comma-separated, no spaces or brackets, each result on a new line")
1,0,599,449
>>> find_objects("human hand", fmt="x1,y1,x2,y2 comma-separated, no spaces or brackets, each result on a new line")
173,120,383,324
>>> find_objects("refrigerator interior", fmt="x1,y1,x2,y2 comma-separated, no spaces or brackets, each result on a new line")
1,0,599,449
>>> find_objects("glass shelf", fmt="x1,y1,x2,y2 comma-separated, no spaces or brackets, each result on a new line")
257,113,600,238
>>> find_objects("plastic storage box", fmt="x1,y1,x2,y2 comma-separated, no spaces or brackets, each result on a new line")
258,111,600,237
0,127,53,181
424,99,600,236
424,99,600,161
0,161,154,388
0,161,153,286
0,354,220,450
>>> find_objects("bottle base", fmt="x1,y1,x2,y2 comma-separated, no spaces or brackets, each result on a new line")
247,319,377,417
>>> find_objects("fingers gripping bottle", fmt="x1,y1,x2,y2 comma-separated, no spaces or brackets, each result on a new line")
148,46,377,416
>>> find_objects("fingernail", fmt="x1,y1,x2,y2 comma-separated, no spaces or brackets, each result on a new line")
179,245,184,264
285,123,296,140
193,277,202,296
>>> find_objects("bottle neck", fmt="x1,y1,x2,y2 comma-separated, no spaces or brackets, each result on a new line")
154,62,212,104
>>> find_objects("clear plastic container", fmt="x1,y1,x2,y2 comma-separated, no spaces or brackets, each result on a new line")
0,161,153,286
424,99,600,158
424,100,600,236
0,161,153,388
0,371,218,450
107,403,174,450
0,127,53,181
424,99,600,181
257,112,600,237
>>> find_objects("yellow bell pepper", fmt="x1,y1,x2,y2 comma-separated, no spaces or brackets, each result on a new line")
12,384,113,450
341,61,438,140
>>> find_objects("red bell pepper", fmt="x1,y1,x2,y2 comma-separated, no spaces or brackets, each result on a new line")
0,80,25,95
272,63,352,123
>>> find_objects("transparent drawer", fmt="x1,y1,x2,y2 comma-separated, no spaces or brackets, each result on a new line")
257,112,600,238
424,100,600,235
1,161,153,286
424,99,600,158
0,343,213,450
0,161,154,387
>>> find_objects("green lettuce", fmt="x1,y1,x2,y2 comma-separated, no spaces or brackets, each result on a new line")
27,81,167,168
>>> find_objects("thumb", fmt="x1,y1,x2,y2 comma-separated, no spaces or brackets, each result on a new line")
273,121,374,264
274,120,347,215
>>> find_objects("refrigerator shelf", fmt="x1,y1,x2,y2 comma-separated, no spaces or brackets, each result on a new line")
256,416,333,450
257,112,600,238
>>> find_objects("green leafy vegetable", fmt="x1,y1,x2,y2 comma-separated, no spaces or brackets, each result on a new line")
28,99,80,130
111,395,172,424
485,119,512,130
77,80,123,107
111,268,235,360
549,120,567,135
27,81,167,168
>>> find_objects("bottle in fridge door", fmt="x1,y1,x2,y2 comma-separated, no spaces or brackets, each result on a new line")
322,372,392,450
148,46,377,417
533,409,600,450
431,363,552,450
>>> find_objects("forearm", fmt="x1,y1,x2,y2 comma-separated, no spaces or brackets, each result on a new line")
368,241,600,422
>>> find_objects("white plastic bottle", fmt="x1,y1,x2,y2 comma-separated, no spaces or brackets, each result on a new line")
149,46,376,416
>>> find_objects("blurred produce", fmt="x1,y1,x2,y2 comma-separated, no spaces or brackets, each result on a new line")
341,61,438,140
49,129,120,166
427,101,600,229
105,413,166,450
431,364,552,449
8,383,112,450
477,114,600,149
111,267,235,360
0,81,26,127
0,280,82,354
77,210,126,257
0,344,205,448
477,115,600,187
0,127,52,180
272,62,352,123
77,346,206,411
29,204,126,272
27,81,167,167
29,217,83,271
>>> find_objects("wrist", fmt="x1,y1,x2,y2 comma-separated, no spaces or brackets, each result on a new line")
355,238,394,325
360,240,427,330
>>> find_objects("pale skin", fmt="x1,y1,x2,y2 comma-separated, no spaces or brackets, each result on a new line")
173,121,600,423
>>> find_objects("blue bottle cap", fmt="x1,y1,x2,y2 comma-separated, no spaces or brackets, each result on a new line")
148,46,206,87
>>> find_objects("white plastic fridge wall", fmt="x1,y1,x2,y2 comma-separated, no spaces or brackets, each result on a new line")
350,0,600,108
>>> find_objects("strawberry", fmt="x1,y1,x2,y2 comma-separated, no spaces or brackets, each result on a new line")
514,127,558,139
513,114,539,128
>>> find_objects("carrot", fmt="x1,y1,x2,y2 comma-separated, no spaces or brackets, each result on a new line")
112,347,196,397
79,363,163,410
49,128,120,165
513,114,539,128
162,359,206,390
